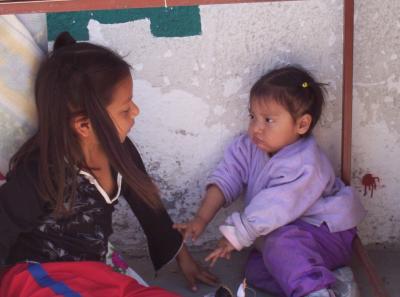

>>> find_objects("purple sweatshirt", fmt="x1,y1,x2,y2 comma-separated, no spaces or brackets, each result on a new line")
208,134,366,251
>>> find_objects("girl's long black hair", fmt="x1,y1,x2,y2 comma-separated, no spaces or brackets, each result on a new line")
10,32,162,215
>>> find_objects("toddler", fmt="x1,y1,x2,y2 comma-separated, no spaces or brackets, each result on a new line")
175,65,366,297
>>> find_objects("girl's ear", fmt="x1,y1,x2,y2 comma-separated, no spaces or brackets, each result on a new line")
71,115,92,138
296,114,312,135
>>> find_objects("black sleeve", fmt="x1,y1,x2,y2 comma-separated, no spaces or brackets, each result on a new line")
122,139,183,271
0,164,46,268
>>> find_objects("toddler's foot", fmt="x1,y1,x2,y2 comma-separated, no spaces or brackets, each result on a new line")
331,266,360,297
306,288,336,297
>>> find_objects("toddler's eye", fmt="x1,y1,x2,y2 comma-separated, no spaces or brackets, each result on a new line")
265,117,273,123
248,114,254,120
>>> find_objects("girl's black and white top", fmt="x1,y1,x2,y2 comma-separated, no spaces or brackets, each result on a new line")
0,140,183,271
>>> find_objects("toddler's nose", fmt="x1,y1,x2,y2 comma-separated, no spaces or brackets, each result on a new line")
252,121,264,133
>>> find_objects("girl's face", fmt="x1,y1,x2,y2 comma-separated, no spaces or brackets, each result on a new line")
107,75,139,142
248,98,309,155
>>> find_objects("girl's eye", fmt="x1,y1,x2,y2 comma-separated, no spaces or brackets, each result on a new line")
122,108,130,114
249,114,254,119
265,118,273,123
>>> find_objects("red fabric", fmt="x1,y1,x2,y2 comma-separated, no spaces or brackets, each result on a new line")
0,262,181,297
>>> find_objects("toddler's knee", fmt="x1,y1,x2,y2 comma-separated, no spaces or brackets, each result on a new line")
263,225,297,248
262,225,306,263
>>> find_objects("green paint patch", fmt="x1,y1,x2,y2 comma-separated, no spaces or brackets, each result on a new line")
48,6,201,41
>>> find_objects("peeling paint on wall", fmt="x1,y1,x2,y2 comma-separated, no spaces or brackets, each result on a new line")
361,173,380,198
47,6,201,41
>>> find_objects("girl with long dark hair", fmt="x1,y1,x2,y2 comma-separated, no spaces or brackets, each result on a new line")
0,32,217,297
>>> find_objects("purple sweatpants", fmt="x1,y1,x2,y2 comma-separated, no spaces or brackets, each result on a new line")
244,220,356,297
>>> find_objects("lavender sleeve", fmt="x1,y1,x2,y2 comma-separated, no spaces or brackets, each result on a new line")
207,134,252,205
220,163,327,250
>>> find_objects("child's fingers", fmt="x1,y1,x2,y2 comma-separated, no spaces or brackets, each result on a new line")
172,223,187,231
197,270,219,286
219,250,227,259
205,249,223,267
204,250,219,262
204,255,215,267
185,228,197,241
172,223,196,241
209,255,220,267
191,229,201,242
223,251,231,260
186,274,197,292
223,248,232,258
202,270,219,283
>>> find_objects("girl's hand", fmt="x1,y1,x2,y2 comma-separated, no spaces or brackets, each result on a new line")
173,216,207,242
176,245,218,291
205,237,235,267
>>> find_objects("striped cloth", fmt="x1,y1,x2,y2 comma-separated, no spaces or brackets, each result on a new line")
0,15,42,182
0,262,180,297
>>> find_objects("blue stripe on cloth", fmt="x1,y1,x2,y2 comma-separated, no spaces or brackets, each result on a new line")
27,263,82,297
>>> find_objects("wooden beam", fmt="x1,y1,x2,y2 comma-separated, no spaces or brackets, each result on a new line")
0,0,301,15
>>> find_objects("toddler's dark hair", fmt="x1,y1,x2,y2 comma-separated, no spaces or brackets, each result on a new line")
250,65,326,136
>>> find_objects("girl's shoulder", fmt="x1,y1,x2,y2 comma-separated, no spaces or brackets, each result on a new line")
1,155,46,214
7,153,39,185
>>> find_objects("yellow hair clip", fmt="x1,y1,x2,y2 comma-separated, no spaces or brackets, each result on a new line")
302,82,309,88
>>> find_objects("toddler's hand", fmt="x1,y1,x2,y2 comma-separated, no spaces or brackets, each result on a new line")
205,237,235,267
173,216,207,242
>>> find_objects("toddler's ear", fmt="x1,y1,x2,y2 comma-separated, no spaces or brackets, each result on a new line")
296,114,312,135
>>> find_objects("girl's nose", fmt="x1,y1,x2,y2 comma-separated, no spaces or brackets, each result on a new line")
131,101,140,117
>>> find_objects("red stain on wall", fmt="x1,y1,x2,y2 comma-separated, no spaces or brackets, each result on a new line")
361,173,380,197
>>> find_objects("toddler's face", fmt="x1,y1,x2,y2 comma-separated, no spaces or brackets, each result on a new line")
248,98,302,155
107,75,139,142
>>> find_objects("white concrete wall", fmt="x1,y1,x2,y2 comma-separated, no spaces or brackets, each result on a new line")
11,0,400,255
352,1,400,249
103,0,345,253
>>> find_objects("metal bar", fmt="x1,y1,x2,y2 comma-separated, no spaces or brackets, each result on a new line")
0,0,301,15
